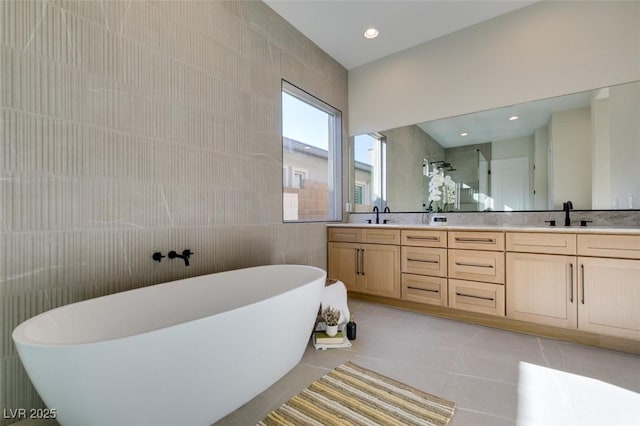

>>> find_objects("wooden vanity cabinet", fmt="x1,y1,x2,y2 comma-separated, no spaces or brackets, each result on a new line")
328,226,640,350
327,228,401,298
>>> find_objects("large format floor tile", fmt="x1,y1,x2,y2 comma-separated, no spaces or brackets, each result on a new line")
217,299,640,426
14,300,640,426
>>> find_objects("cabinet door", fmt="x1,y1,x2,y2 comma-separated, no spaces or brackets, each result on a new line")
327,242,360,291
578,257,640,340
506,253,577,328
361,243,401,298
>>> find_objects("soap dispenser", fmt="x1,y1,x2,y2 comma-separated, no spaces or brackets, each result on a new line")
346,315,357,340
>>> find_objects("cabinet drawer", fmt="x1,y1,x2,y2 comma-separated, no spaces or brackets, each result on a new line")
449,249,505,284
362,228,401,245
328,227,361,243
507,232,576,255
402,274,447,306
449,279,505,316
401,247,447,277
401,229,447,247
448,231,504,251
578,234,640,259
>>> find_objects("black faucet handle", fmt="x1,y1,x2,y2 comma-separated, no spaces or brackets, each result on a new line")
544,220,556,227
182,249,194,257
383,219,390,224
580,220,593,227
366,219,372,224
152,252,166,262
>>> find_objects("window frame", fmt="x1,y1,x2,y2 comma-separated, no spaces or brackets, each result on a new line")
281,80,343,223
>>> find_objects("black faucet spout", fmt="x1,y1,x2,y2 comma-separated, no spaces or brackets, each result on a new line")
563,201,573,227
372,206,379,224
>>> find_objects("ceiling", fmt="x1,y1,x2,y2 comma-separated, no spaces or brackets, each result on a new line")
263,0,536,70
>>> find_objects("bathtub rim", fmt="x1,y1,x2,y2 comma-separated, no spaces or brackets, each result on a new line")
12,264,326,348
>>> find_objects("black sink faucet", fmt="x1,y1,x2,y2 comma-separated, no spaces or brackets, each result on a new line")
384,206,390,213
372,206,380,224
563,201,573,227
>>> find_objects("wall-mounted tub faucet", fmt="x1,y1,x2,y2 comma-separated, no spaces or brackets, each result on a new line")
152,252,166,262
168,249,194,266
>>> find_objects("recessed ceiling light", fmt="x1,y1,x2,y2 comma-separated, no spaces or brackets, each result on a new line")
364,28,379,39
509,115,519,121
460,132,468,137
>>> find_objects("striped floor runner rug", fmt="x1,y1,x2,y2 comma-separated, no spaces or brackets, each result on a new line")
257,362,455,425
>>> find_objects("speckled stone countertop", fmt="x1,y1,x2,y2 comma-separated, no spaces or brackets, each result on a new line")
328,223,640,235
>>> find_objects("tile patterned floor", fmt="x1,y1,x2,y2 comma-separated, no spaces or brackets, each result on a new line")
15,299,640,425
217,299,640,426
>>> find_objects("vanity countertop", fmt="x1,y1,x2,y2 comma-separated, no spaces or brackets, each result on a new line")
328,223,640,235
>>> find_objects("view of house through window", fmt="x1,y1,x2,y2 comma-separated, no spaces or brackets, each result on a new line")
354,133,386,211
282,81,342,222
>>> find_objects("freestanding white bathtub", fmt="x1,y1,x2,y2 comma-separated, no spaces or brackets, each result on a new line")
13,264,326,426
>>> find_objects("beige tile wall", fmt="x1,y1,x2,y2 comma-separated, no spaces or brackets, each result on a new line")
0,0,347,420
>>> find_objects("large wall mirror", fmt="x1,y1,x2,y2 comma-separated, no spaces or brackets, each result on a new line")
351,80,640,213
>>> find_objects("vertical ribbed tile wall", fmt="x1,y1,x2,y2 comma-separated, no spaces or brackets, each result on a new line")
0,1,347,421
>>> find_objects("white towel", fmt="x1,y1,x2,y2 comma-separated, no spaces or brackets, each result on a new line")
321,281,350,331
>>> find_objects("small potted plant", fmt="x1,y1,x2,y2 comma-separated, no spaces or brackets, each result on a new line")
321,306,341,337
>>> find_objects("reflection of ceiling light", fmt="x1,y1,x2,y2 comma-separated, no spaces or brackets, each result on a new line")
509,115,519,121
460,132,468,136
364,28,379,39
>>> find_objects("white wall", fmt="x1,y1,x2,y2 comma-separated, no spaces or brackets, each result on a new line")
349,1,640,136
549,108,592,209
492,136,535,207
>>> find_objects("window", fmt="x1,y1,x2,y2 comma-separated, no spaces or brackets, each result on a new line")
282,80,342,222
354,133,386,210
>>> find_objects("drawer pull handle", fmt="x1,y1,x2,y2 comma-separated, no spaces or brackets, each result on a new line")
407,258,439,264
456,292,495,302
455,262,494,269
455,237,496,244
408,286,439,293
569,263,574,303
407,236,439,241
